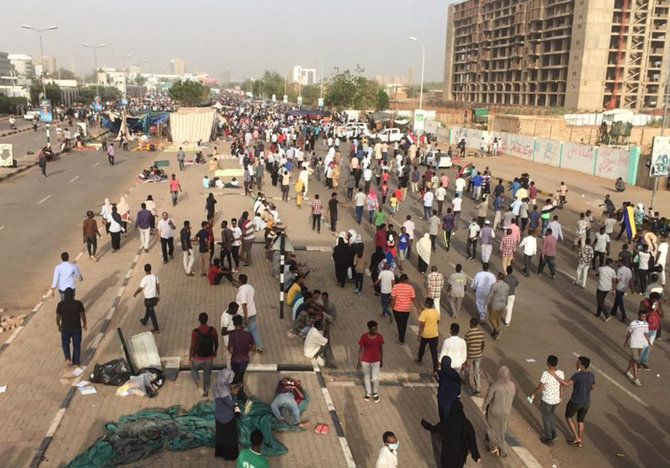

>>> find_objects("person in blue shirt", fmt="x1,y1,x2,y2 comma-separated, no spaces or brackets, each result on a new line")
50,252,83,300
472,172,483,200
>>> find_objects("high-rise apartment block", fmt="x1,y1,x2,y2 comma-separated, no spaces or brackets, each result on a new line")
291,66,317,86
444,0,670,111
170,57,186,75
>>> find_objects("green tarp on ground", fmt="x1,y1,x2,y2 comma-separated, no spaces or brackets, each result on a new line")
65,394,309,468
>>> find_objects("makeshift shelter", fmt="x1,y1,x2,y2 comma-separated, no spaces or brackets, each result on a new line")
170,107,216,144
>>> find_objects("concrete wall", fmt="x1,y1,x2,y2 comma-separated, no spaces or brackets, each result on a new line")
447,126,640,185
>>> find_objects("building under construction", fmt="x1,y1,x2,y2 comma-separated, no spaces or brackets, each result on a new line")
443,0,670,111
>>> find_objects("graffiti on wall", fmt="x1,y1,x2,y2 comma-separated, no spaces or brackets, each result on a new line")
503,133,534,160
560,143,595,173
534,138,560,167
595,147,629,180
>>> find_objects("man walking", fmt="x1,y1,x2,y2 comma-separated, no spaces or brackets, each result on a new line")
169,174,182,206
133,263,160,333
537,228,557,279
530,355,564,446
485,273,510,340
177,147,186,171
638,292,662,371
189,312,218,397
422,188,434,220
403,215,415,259
439,322,467,372
56,288,87,366
82,211,102,261
357,320,384,402
447,264,467,317
471,263,496,321
157,212,176,264
441,208,456,251
416,298,440,371
196,221,210,276
228,314,255,397
499,228,516,271
311,193,323,232
236,274,263,352
425,266,444,312
107,142,115,165
480,220,495,263
503,265,519,326
610,258,632,321
375,262,395,323
390,274,421,344
592,227,610,269
328,192,346,234
518,229,537,277
463,318,485,395
135,203,153,252
180,221,195,276
624,309,651,386
595,258,616,322
466,218,481,261
50,252,83,301
375,431,399,468
573,238,594,288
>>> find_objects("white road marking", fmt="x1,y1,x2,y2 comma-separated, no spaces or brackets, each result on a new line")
572,352,649,407
0,226,4,231
4,326,24,344
46,408,67,437
36,194,52,205
69,175,79,183
511,447,544,468
92,162,100,168
74,251,84,262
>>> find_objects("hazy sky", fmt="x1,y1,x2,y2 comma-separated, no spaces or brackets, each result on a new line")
3,0,453,83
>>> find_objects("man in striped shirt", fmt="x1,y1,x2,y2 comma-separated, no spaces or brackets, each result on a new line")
390,274,421,344
311,194,323,233
463,318,486,395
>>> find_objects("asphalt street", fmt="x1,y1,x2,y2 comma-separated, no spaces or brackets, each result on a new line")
0,130,154,312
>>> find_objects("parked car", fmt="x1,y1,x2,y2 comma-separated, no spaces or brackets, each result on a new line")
421,151,453,168
340,122,372,140
23,110,39,121
375,128,404,143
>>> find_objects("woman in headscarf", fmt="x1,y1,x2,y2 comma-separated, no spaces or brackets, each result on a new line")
205,193,217,221
482,365,516,457
108,205,124,251
332,237,350,287
117,196,130,235
212,369,240,460
421,400,481,468
370,246,385,295
416,233,432,274
101,198,112,234
436,356,461,422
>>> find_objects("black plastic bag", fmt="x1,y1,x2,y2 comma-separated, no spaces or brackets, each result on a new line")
90,358,131,386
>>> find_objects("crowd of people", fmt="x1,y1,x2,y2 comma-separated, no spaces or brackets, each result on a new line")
45,93,668,468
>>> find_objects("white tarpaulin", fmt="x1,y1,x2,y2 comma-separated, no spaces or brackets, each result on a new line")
170,107,215,144
0,144,13,167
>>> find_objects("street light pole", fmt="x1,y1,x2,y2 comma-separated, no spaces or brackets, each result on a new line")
650,58,670,210
409,36,425,110
83,43,107,97
315,59,324,100
21,24,58,146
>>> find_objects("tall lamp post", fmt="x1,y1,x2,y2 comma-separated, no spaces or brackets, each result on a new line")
83,42,107,97
21,24,57,146
315,59,324,102
408,36,425,111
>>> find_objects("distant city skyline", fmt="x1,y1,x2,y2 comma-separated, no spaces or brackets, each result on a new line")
1,0,451,83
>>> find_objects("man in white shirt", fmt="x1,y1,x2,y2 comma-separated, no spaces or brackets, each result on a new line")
518,230,538,276
236,274,263,352
548,215,564,241
471,263,496,320
157,211,176,264
452,196,463,219
435,184,448,216
402,215,416,260
375,431,399,468
592,227,610,269
50,252,83,300
304,322,334,367
375,264,396,322
530,355,564,446
439,323,467,372
132,263,160,333
454,176,466,197
422,190,435,220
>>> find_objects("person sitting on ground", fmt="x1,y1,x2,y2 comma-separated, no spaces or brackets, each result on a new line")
304,321,336,368
207,258,234,285
202,175,211,189
270,377,308,427
615,177,625,192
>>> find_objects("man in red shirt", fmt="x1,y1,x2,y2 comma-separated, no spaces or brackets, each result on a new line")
189,312,218,397
390,274,421,344
169,174,182,206
228,314,255,399
357,320,384,402
538,228,557,279
375,224,388,250
207,258,233,285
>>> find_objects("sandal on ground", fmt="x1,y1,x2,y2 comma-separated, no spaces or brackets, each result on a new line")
571,439,582,447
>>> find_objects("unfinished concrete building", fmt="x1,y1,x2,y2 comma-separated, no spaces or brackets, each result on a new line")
443,0,670,111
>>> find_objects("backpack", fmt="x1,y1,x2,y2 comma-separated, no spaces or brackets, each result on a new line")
194,327,215,357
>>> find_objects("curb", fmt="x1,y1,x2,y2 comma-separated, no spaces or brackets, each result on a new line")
0,127,32,138
176,363,315,372
0,161,39,183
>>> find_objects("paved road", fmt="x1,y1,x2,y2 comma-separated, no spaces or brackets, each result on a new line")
0,133,154,311
0,118,33,134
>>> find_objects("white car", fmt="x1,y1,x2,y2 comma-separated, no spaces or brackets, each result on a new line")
342,122,371,140
375,128,404,143
421,151,453,168
23,110,39,121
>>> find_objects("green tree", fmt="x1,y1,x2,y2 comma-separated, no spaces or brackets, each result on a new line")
375,88,390,111
324,68,389,111
259,71,285,99
0,95,28,114
29,82,61,105
57,68,77,80
168,79,210,106
78,86,122,103
300,85,321,107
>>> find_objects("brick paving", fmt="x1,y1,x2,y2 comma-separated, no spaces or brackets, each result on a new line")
0,143,546,468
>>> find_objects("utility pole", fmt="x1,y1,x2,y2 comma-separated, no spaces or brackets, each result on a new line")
83,42,107,97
